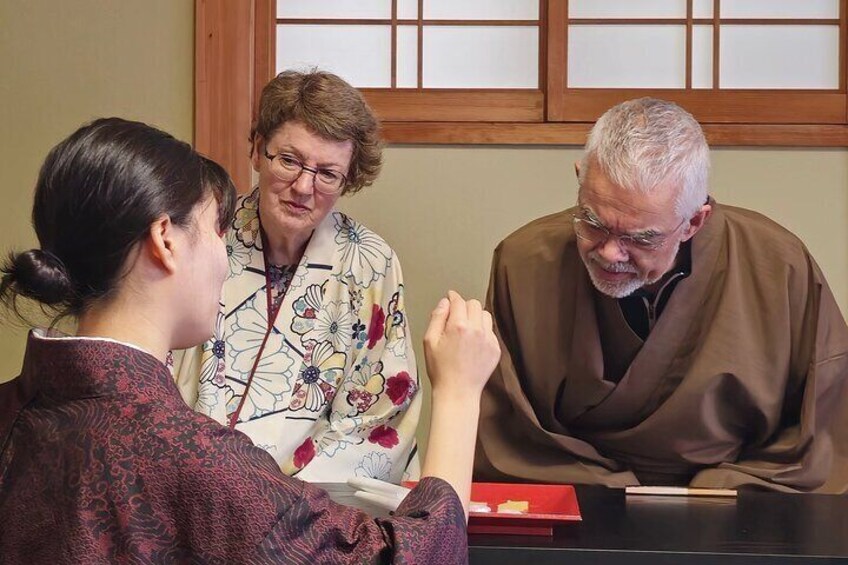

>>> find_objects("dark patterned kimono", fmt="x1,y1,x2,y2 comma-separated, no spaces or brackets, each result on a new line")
0,332,467,564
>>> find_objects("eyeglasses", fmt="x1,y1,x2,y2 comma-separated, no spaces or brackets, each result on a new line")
572,211,687,252
262,148,348,195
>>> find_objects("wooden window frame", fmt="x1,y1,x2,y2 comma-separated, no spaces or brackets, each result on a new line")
196,0,848,190
276,2,547,124
195,0,274,192
549,0,848,123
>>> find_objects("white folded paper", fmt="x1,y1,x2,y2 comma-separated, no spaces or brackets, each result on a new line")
347,477,412,512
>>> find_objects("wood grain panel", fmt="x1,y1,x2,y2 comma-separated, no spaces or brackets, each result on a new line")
381,122,848,146
195,0,255,193
363,90,545,122
254,0,275,115
557,90,847,124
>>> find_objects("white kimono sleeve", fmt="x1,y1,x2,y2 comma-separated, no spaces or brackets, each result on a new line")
289,252,422,483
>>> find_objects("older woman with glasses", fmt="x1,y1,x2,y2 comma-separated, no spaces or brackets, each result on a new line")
173,70,422,483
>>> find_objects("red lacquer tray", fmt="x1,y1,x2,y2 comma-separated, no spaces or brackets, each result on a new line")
406,481,581,536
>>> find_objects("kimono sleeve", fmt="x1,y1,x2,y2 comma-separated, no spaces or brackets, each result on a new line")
255,477,467,564
475,242,637,486
690,259,848,493
290,251,422,483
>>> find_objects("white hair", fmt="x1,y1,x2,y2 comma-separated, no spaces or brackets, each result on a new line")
578,98,710,219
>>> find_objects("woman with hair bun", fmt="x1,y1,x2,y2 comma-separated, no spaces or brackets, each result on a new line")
0,118,500,563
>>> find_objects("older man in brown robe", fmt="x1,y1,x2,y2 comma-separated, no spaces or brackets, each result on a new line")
475,98,848,492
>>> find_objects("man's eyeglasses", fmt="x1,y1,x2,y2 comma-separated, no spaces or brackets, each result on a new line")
572,211,687,252
262,148,348,195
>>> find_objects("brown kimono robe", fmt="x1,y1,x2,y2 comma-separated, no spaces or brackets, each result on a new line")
0,332,467,564
475,201,848,493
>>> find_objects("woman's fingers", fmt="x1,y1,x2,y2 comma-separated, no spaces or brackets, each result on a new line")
424,297,450,348
466,298,483,327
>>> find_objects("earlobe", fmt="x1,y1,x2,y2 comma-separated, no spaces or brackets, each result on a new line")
148,215,178,274
682,204,712,242
251,136,263,173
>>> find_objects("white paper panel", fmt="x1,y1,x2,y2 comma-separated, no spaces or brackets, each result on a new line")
569,0,685,18
720,25,839,89
396,26,418,88
693,0,713,18
424,0,539,20
721,0,838,19
692,26,713,88
276,25,392,87
422,27,538,88
397,0,418,19
277,0,390,19
568,26,686,88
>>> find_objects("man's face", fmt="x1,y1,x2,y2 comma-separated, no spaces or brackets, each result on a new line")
575,164,691,298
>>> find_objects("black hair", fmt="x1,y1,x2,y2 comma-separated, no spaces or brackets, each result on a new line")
0,117,237,320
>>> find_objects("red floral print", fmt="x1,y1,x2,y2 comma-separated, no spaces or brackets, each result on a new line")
386,372,414,406
367,305,385,350
293,438,316,469
368,425,399,449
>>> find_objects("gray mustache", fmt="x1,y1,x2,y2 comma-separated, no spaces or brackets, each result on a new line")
588,254,638,273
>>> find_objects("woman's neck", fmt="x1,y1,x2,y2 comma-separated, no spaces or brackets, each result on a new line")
76,295,169,363
262,223,311,266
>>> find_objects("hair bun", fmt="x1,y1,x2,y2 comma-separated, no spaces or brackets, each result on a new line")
1,249,73,306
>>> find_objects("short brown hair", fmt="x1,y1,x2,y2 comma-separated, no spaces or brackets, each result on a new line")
250,70,382,195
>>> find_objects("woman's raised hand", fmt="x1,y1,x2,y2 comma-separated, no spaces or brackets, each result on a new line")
423,290,500,398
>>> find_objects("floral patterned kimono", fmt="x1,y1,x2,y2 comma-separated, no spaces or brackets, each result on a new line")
174,188,421,483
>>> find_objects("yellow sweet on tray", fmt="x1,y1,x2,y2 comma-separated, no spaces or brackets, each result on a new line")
497,500,529,514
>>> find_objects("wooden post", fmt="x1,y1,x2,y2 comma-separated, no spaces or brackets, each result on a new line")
195,0,256,193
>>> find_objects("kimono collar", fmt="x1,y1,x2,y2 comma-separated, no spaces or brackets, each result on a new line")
16,330,182,405
558,197,726,423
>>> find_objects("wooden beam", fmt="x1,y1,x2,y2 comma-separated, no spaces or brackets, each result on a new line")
253,0,275,118
362,90,544,122
195,0,255,193
380,122,848,147
558,90,847,124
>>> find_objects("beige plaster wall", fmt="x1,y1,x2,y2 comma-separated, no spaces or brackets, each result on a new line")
0,0,194,379
341,146,848,315
337,146,848,451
